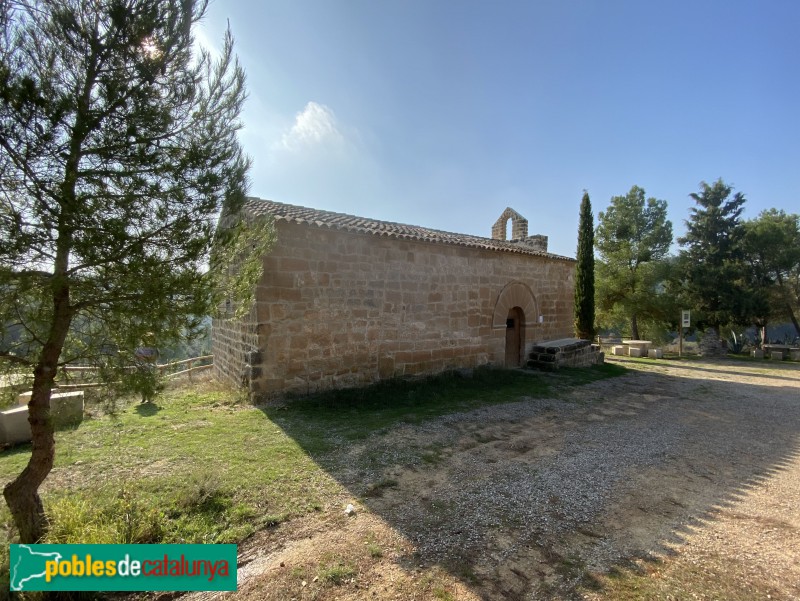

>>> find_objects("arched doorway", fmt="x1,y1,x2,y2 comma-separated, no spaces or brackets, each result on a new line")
505,306,525,367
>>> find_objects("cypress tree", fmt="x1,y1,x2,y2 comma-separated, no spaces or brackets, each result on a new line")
574,191,596,339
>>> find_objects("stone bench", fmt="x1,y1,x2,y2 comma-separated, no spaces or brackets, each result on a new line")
623,340,652,357
611,345,662,358
1,391,85,446
597,337,623,351
764,344,793,361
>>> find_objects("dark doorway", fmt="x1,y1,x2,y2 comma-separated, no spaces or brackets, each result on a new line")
505,306,525,367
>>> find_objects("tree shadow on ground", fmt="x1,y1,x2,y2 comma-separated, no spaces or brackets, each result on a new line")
134,401,161,417
260,360,800,600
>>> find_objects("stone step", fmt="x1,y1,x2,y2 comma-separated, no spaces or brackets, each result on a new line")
526,338,604,371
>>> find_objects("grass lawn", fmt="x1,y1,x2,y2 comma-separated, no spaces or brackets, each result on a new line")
0,363,625,591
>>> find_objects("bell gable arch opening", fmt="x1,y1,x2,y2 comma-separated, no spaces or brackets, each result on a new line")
491,207,529,241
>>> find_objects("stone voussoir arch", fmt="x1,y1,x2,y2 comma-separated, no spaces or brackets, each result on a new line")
492,281,539,329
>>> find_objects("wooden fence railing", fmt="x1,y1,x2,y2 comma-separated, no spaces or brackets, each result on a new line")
53,355,214,388
158,355,214,379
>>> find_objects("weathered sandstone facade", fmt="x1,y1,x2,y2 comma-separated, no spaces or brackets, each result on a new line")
212,199,576,397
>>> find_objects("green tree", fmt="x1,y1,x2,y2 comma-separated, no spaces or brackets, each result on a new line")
595,186,673,340
677,179,749,337
742,210,800,339
574,191,595,339
0,0,272,543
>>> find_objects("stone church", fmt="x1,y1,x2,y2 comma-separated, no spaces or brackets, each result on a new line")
212,198,577,397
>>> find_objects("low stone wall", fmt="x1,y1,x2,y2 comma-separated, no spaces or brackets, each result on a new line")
527,338,604,371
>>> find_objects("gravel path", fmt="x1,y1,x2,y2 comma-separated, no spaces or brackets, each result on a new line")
329,357,800,598
191,357,800,600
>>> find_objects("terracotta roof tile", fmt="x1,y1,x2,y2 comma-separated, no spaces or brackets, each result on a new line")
244,197,573,261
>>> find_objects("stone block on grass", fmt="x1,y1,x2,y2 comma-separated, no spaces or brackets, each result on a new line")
51,391,85,426
0,406,32,446
2,391,84,446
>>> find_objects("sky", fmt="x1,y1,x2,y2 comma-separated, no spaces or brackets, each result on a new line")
196,0,800,258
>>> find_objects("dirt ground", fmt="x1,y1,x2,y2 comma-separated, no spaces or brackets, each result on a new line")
185,358,800,601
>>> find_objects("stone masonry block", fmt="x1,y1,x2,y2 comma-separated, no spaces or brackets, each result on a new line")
51,391,85,425
628,347,644,358
0,406,31,446
648,348,663,359
770,351,784,361
2,390,84,446
18,389,84,416
612,345,626,356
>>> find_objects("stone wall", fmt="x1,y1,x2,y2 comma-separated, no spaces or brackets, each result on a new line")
213,221,576,398
212,309,260,390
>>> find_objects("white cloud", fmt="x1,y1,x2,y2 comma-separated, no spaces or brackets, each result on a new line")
277,102,344,153
248,100,394,219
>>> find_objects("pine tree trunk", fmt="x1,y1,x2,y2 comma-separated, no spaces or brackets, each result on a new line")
630,313,640,340
787,305,800,340
4,281,72,543
3,361,58,542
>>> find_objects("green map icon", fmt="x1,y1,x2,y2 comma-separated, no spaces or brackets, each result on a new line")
8,543,237,591
10,544,63,591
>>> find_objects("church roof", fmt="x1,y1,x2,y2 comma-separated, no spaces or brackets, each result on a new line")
243,198,573,261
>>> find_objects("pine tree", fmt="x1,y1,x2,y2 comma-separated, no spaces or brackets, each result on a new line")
574,191,595,339
0,0,272,542
741,210,800,340
677,179,748,336
595,186,673,339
